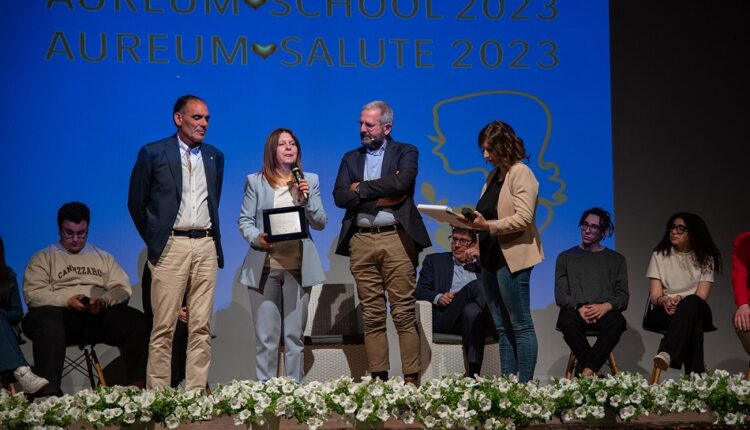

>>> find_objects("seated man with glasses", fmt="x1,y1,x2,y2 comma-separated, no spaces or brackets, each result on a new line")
416,226,495,377
555,207,629,377
21,202,148,396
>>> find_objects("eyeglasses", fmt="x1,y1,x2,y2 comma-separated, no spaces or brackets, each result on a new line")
579,222,602,232
61,229,88,240
449,235,475,246
668,224,688,234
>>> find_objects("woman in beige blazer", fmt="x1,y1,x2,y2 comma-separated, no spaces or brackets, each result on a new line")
460,120,544,382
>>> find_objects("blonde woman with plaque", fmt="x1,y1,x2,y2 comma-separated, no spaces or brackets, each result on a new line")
238,128,327,383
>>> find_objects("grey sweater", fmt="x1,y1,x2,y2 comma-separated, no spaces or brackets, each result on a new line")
554,246,629,311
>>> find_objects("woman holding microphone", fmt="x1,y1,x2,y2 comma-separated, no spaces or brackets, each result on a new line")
238,128,327,383
460,120,544,382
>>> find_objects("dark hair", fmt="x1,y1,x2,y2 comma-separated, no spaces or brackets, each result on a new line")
653,212,723,273
57,201,91,228
173,95,205,115
261,128,302,188
451,225,478,242
579,207,614,237
477,120,529,173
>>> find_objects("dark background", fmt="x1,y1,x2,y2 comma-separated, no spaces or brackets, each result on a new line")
608,0,749,373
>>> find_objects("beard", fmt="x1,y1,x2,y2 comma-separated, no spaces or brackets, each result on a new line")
361,132,385,150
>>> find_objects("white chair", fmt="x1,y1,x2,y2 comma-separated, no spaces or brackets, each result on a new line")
302,283,368,382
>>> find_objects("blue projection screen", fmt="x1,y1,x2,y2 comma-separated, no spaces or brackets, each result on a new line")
2,1,612,310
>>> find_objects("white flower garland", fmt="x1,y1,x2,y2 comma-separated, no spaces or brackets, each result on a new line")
1,371,748,429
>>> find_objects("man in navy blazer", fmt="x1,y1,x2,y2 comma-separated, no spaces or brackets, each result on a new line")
333,100,430,385
416,226,495,377
128,94,224,391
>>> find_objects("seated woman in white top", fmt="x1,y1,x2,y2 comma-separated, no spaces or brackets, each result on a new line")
238,128,327,383
645,212,722,374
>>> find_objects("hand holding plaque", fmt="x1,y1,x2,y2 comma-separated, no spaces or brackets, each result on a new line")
262,206,310,242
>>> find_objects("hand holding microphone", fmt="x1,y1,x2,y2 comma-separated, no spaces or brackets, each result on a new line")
291,166,309,201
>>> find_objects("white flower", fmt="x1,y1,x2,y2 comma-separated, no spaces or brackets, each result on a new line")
104,391,120,403
138,390,156,408
165,415,180,429
376,406,389,421
722,412,738,426
85,393,99,406
234,409,251,424
227,396,242,410
124,401,138,414
627,392,642,404
367,384,384,397
595,390,608,403
623,404,638,421
103,407,122,419
573,406,588,419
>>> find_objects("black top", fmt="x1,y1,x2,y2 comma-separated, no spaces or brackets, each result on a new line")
476,174,507,270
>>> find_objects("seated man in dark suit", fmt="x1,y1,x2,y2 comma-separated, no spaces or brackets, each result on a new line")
416,226,495,377
21,202,149,396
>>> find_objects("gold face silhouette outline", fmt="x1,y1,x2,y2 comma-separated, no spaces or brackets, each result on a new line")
424,90,567,235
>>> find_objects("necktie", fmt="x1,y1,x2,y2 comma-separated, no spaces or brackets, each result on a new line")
185,149,192,174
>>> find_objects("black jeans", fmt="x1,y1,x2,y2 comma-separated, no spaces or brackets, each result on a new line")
557,307,626,374
22,304,149,393
433,280,496,374
643,294,713,374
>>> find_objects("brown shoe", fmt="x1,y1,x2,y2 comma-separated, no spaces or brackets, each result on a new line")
403,373,420,387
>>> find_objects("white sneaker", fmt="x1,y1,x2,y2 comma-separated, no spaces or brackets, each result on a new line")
13,366,49,394
653,351,671,371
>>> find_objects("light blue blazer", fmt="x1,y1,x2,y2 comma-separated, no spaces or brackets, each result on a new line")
238,172,327,287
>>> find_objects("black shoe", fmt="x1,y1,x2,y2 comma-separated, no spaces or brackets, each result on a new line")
466,363,482,378
370,371,388,381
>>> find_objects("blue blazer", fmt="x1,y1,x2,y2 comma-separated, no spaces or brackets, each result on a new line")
332,137,431,256
415,253,457,303
415,252,482,320
238,172,327,287
128,135,225,267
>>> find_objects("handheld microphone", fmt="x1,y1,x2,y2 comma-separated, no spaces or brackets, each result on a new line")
461,207,477,222
291,166,308,200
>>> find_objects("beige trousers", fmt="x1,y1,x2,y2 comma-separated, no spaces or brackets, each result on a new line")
147,236,217,390
349,229,421,374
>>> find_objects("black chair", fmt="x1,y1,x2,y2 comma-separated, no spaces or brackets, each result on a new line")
642,298,716,384
555,325,619,379
63,343,107,389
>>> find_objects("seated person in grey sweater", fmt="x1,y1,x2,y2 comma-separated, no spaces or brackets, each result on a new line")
555,207,629,377
21,202,149,396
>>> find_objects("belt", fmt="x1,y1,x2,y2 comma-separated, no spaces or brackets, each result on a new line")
172,229,213,238
356,224,403,234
